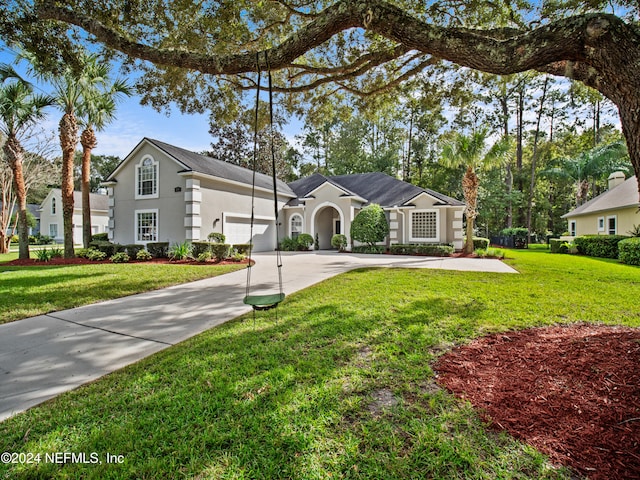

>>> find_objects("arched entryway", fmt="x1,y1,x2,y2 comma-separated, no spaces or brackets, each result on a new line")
311,202,344,250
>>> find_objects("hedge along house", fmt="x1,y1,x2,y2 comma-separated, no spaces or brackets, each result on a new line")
39,189,109,244
103,138,296,251
562,172,640,238
285,172,465,250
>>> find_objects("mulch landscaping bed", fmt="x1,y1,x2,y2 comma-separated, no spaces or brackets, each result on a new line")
2,257,249,267
435,324,640,479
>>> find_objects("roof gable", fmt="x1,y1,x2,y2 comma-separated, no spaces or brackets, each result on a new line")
40,189,109,211
562,175,639,218
106,138,295,197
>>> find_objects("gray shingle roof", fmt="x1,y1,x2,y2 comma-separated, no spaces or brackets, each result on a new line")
562,175,639,218
146,138,295,197
287,172,464,207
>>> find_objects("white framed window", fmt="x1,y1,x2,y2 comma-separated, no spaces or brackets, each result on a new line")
410,210,439,242
607,215,617,235
598,217,605,232
49,223,58,238
135,209,158,243
290,214,303,239
135,155,159,199
569,220,577,237
51,197,56,215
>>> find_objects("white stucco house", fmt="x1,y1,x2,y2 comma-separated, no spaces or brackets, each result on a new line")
103,138,466,251
39,189,109,244
562,172,640,237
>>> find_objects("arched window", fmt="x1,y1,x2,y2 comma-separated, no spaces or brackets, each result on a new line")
51,197,56,215
136,156,158,198
290,214,303,239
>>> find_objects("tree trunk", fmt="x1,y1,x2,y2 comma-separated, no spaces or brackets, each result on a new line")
80,126,97,249
462,166,479,255
59,112,78,258
527,77,550,241
3,136,29,259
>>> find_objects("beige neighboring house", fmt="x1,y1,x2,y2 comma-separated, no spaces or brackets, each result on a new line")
104,138,466,251
562,172,640,237
39,189,110,244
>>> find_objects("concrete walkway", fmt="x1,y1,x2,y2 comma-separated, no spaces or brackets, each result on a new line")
0,252,516,421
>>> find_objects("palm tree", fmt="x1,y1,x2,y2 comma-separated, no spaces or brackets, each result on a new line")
541,140,629,207
35,52,114,257
0,80,54,259
78,61,132,248
441,128,510,254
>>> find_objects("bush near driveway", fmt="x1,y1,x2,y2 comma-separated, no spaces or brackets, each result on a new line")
573,235,629,259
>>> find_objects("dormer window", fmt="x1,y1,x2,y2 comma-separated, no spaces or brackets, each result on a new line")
136,156,158,198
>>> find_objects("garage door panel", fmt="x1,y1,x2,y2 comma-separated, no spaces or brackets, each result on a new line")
224,216,275,251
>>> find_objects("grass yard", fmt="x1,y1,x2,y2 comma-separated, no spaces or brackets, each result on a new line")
0,249,638,479
0,258,245,324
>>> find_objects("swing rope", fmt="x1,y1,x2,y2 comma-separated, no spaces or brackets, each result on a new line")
243,51,285,311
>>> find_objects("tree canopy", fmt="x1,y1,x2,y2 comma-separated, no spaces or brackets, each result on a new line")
3,0,640,195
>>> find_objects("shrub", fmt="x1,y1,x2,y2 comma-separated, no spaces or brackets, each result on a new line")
465,237,490,250
207,232,226,243
331,234,347,251
28,235,37,244
210,243,231,262
89,240,123,257
35,249,51,262
136,249,152,261
550,238,568,254
169,241,193,261
49,247,63,258
197,251,212,262
110,252,130,263
389,244,454,256
234,244,251,255
573,235,629,259
296,233,314,250
86,249,107,261
475,247,506,259
123,244,144,258
280,237,298,251
230,250,245,262
192,241,212,258
146,242,169,258
350,204,389,246
91,232,109,242
618,237,640,265
351,245,386,254
76,248,91,258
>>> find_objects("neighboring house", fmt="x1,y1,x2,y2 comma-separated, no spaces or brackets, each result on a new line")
562,172,640,237
0,202,40,237
104,138,466,251
39,189,109,244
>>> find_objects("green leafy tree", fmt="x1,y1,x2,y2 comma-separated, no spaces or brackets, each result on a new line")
350,204,389,247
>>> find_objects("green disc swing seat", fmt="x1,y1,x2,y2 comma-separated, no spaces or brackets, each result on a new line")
243,52,285,312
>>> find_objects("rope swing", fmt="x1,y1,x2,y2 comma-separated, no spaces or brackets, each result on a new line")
243,51,285,312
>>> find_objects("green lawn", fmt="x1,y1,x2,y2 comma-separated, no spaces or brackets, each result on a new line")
0,249,638,479
0,257,245,324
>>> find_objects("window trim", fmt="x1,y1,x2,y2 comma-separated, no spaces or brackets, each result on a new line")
597,216,605,232
409,209,440,242
135,155,159,199
290,213,303,238
51,197,56,215
606,215,617,235
135,209,159,244
49,223,58,238
569,220,577,237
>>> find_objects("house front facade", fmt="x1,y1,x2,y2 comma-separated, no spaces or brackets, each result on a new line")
105,139,465,251
562,172,640,237
39,189,109,244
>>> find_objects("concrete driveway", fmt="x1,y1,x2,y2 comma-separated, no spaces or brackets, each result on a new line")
0,251,516,421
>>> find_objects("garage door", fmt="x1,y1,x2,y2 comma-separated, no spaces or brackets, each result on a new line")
224,216,275,252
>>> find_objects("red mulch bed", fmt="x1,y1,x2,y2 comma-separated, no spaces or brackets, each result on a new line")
434,324,640,479
3,257,249,267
